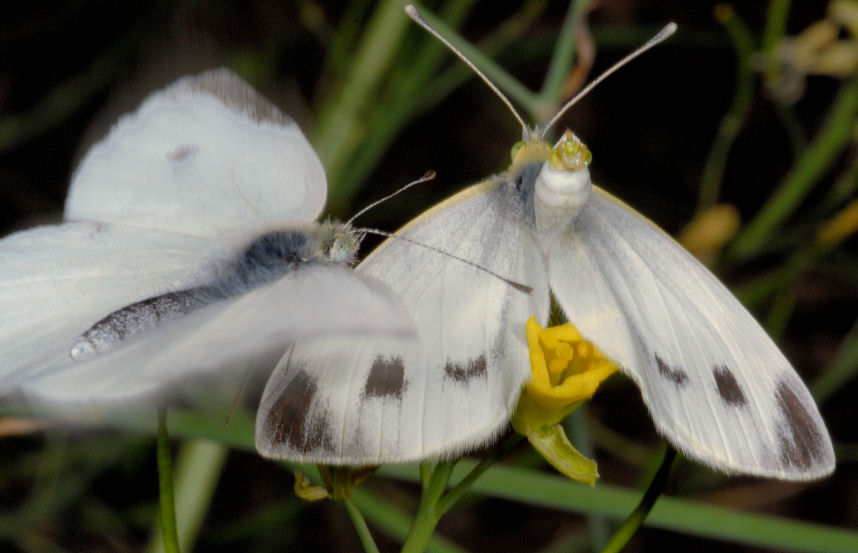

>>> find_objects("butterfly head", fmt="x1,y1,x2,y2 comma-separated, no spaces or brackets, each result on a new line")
323,223,363,266
519,131,593,233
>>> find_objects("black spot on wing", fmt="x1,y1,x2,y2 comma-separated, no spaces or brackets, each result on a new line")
775,380,827,470
444,355,487,383
167,144,198,163
363,355,407,399
713,365,747,407
264,368,333,454
655,354,689,387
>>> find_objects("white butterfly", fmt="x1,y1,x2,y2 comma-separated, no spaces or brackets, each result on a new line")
0,69,413,409
254,8,834,481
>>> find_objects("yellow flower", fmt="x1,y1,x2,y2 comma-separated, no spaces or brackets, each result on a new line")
512,317,618,485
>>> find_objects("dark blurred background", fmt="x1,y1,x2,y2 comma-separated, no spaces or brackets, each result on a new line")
1,1,856,552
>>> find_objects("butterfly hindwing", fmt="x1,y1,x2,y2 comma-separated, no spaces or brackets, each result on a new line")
256,178,550,463
547,187,834,479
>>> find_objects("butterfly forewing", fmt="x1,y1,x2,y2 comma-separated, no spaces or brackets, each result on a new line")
65,69,327,238
548,187,834,479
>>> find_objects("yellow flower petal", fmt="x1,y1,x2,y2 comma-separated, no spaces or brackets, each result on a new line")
512,316,619,485
527,425,599,486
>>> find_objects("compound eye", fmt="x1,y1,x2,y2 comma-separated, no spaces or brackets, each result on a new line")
329,233,358,264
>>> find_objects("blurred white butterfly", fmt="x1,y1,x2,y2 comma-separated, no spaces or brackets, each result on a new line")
255,6,834,481
0,69,413,408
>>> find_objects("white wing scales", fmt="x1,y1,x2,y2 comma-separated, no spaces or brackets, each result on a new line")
66,69,327,238
2,69,414,412
548,187,834,479
0,222,218,389
256,180,550,463
23,264,413,407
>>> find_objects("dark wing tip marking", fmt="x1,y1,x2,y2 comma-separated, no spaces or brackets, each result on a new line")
264,368,333,454
655,354,689,387
443,354,487,383
363,355,407,399
775,380,827,470
183,70,290,126
713,365,748,407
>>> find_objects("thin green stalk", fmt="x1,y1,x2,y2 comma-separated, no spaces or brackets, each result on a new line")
156,410,180,553
760,0,808,154
343,496,381,553
350,487,467,553
729,76,858,262
419,462,433,492
698,5,755,211
599,447,676,553
567,408,611,551
401,434,523,553
409,3,539,113
812,316,858,403
313,0,412,208
538,0,591,113
760,0,791,86
325,1,473,209
819,149,858,213
380,458,858,553
401,461,455,553
146,440,228,553
436,433,524,514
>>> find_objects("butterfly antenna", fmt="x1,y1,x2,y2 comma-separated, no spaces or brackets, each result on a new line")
346,171,436,226
359,227,534,294
405,4,528,133
541,22,678,136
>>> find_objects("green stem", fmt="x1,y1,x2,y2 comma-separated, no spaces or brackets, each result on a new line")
538,0,591,114
156,410,181,553
401,461,455,553
313,0,412,207
146,440,228,553
326,1,473,211
410,3,539,113
698,5,755,211
760,0,808,154
760,0,790,86
598,446,676,553
436,433,524,515
419,462,433,492
402,434,523,553
568,408,611,550
344,496,381,553
728,76,858,262
811,316,858,403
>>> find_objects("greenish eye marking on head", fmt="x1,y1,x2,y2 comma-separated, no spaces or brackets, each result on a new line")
510,140,524,161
